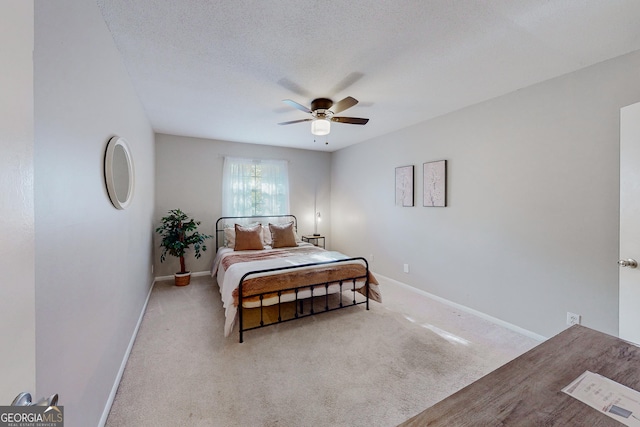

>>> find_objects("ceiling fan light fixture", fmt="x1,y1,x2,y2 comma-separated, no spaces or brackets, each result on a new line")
311,118,331,136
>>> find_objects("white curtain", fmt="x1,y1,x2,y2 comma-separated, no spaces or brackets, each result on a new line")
222,157,290,217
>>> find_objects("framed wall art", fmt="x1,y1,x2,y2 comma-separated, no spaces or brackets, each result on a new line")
423,160,447,207
395,165,414,207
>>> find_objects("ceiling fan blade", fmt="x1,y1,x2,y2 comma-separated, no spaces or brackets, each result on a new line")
331,116,369,125
330,96,358,114
282,99,312,114
278,118,313,125
329,72,364,96
277,78,312,98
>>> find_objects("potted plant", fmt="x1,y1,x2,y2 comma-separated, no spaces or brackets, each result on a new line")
156,209,212,286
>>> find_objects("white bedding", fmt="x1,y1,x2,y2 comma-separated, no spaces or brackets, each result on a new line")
211,243,374,337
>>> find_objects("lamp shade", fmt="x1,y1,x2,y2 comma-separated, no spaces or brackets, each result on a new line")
311,119,330,135
314,211,321,235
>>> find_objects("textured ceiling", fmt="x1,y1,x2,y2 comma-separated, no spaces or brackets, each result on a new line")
97,0,640,152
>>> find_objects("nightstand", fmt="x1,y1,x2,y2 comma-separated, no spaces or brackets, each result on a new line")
302,235,325,249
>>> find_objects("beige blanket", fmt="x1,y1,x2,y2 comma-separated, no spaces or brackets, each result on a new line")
221,246,323,271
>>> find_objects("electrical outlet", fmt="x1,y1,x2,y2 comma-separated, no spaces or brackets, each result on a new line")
151,264,154,274
369,254,374,263
567,312,581,326
403,263,409,273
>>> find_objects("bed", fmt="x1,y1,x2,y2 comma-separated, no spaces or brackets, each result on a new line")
210,215,381,342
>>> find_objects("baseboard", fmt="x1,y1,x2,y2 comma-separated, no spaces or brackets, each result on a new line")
99,277,156,427
374,273,547,342
154,270,210,282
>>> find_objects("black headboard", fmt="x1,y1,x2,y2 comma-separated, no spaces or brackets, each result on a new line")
215,215,298,250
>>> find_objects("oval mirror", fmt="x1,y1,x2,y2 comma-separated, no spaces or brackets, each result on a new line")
104,136,134,209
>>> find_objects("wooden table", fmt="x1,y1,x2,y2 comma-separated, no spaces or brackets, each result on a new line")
398,325,640,426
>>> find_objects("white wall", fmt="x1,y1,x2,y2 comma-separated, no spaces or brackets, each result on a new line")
0,0,36,405
34,1,154,425
155,134,331,277
331,50,640,339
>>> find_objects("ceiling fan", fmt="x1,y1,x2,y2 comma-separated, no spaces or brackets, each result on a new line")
278,96,369,136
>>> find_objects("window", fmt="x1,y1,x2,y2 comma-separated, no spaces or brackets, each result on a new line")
222,157,290,217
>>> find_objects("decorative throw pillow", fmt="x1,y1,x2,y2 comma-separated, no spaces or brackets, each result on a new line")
225,222,262,248
269,222,297,248
234,224,264,251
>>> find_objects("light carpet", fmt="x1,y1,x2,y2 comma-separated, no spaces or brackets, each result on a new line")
106,274,538,426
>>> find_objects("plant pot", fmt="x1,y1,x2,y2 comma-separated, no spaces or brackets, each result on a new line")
174,271,191,286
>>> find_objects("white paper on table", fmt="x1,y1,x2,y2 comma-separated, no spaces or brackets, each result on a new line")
562,370,640,426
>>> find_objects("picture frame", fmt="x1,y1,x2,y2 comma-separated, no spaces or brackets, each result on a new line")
423,160,447,207
395,165,414,207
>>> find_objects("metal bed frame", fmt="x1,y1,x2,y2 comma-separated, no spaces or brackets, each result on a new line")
215,215,371,343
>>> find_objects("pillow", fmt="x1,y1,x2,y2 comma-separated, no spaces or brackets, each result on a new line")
234,223,264,251
224,222,261,248
224,227,236,248
262,225,273,246
269,222,297,248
